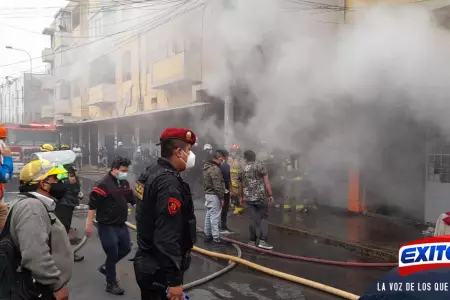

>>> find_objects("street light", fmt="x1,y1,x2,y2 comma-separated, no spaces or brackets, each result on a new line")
6,46,33,124
5,46,32,76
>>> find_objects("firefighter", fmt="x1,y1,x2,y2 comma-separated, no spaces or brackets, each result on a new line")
229,144,244,215
0,125,13,230
134,128,197,300
40,144,55,152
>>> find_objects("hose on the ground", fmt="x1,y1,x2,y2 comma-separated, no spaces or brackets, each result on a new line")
127,222,360,300
124,222,242,291
73,236,88,253
220,235,397,268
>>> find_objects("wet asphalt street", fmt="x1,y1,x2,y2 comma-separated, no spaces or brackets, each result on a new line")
3,174,393,300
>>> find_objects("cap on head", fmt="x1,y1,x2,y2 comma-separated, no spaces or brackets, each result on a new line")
19,159,67,184
0,126,7,139
159,128,197,145
40,144,55,152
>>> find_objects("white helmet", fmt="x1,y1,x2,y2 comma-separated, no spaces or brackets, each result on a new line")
118,141,123,146
203,144,212,151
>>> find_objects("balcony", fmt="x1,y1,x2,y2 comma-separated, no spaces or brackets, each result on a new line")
54,115,82,126
54,99,71,115
42,48,54,63
87,84,117,106
151,52,202,89
40,75,54,90
53,31,72,49
41,105,54,119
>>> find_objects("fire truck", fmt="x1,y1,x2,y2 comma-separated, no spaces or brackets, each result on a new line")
3,123,60,175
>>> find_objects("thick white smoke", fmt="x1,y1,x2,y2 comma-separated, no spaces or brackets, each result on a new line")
203,0,450,156
199,0,450,216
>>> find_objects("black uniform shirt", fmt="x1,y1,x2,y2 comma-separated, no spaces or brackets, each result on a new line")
135,158,196,287
88,172,135,225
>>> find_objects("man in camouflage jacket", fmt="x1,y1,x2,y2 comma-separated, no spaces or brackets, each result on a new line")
203,150,226,243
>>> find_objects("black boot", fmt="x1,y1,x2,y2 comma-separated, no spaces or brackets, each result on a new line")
106,281,124,295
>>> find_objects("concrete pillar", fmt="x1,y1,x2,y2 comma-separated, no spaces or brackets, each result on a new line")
224,95,234,150
88,125,91,166
78,125,83,146
98,123,105,150
113,123,118,147
134,124,140,146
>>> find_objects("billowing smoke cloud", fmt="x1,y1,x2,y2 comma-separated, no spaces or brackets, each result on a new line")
200,0,450,217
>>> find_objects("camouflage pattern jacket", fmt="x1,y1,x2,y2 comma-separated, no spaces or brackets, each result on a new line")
203,160,225,198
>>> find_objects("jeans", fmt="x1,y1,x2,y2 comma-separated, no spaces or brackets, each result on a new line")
247,201,269,242
97,223,132,283
220,192,230,229
204,194,221,239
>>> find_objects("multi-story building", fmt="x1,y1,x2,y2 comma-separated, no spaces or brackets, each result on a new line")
0,73,51,124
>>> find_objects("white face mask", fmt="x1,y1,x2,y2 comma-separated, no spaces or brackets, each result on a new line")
181,150,196,170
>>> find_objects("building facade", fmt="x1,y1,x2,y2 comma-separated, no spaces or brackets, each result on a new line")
38,0,450,223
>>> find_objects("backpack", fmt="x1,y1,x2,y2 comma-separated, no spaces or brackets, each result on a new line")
0,199,54,300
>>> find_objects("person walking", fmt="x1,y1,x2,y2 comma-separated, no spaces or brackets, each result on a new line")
54,166,84,262
85,156,135,295
0,160,72,300
239,149,274,250
0,125,13,231
218,149,232,234
72,144,82,169
133,128,197,300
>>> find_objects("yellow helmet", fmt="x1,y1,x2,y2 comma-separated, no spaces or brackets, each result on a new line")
40,144,55,152
59,144,70,150
19,159,67,184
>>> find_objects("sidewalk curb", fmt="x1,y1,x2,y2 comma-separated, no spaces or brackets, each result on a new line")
269,222,398,262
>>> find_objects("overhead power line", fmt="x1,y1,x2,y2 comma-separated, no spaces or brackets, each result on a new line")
0,0,198,70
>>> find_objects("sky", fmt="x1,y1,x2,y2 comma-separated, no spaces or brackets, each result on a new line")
0,0,68,81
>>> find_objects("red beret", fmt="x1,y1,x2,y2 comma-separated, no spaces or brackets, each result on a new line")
159,128,197,145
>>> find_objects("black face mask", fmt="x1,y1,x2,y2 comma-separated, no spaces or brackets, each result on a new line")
47,182,67,200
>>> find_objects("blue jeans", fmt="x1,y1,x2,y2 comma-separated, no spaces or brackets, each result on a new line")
204,194,221,239
97,223,131,283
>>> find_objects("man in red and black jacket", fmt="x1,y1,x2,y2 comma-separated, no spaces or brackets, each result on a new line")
85,156,135,296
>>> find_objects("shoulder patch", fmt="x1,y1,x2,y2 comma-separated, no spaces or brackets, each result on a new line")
168,197,181,215
135,182,144,200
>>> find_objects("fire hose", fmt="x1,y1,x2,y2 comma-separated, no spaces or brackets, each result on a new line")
219,236,397,268
126,222,360,300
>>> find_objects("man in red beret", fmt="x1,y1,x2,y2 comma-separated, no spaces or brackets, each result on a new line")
133,128,197,300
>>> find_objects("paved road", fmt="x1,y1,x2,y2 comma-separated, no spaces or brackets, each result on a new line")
70,214,341,300
3,175,392,300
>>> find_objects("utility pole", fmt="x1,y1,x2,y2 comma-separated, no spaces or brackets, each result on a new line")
224,94,233,150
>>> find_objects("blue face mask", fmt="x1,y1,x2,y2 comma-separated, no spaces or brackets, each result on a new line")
116,172,128,180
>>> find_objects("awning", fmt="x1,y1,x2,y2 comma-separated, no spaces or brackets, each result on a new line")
78,102,209,124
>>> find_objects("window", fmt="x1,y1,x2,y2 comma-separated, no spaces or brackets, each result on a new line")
60,80,71,99
72,6,81,29
72,78,80,97
89,56,115,87
7,130,59,146
122,51,131,81
428,145,450,183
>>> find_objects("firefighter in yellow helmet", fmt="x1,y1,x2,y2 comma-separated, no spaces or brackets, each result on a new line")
2,160,73,300
59,144,70,150
229,144,244,215
40,143,55,152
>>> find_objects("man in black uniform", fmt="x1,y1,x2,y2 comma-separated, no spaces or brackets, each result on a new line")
85,156,135,295
134,128,197,300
